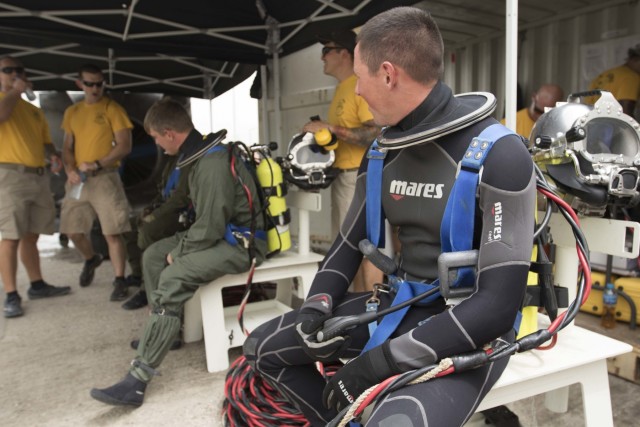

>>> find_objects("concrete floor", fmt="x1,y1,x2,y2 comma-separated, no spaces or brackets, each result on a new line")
1,233,638,426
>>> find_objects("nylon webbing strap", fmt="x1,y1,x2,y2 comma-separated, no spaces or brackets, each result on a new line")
362,279,440,353
163,168,180,200
441,124,514,288
366,140,386,248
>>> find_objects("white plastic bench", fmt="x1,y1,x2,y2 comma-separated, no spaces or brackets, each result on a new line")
471,322,631,426
467,216,637,426
183,190,324,373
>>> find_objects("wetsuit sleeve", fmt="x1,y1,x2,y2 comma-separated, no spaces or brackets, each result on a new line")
305,159,371,304
388,136,536,370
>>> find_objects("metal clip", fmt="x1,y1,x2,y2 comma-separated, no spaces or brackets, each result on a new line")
366,282,388,306
232,231,250,249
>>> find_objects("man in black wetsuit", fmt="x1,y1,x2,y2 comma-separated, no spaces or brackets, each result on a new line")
244,7,536,426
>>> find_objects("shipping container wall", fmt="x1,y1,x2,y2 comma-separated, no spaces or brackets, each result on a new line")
446,1,640,120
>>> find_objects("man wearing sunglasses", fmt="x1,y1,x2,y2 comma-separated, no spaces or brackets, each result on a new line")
502,83,564,139
301,29,383,293
0,56,71,318
59,64,133,302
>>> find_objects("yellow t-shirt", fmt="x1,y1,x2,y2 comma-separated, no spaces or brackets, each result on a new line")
500,108,535,139
0,93,52,167
588,64,640,104
61,97,133,165
329,74,375,170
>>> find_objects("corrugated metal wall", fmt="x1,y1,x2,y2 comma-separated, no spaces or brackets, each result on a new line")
445,0,640,119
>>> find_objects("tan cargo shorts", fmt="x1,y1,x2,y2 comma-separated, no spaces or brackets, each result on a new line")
59,171,131,236
0,168,55,240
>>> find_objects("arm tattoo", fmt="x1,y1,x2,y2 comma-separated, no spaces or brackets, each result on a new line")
333,120,381,147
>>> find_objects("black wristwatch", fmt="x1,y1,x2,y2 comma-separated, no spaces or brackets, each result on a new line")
95,160,103,172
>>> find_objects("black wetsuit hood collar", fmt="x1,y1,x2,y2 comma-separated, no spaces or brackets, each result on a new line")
380,81,496,145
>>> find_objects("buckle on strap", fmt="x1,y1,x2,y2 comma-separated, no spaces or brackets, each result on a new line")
152,306,180,317
131,359,162,377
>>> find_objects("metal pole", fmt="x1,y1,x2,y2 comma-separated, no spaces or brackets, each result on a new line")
260,65,269,145
505,0,518,130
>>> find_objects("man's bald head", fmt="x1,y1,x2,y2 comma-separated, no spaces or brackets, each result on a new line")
530,84,564,121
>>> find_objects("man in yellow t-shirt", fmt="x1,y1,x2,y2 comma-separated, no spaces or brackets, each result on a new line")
588,44,640,116
501,83,564,139
60,64,134,302
302,30,382,292
0,56,71,318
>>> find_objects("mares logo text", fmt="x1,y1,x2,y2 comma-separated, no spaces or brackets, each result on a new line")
489,202,503,242
390,180,444,200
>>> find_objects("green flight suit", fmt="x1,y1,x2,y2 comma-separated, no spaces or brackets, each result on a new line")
131,139,267,382
124,154,193,276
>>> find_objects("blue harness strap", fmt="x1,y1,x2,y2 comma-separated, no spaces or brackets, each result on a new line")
163,168,181,200
440,123,515,288
224,224,267,246
362,124,515,355
366,140,386,248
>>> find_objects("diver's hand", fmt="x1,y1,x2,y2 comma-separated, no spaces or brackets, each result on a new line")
294,293,350,362
323,341,401,412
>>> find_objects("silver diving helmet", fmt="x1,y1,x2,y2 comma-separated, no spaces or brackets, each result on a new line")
530,90,640,216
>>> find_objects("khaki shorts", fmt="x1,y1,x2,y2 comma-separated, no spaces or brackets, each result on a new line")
59,171,131,236
331,169,358,238
0,168,55,240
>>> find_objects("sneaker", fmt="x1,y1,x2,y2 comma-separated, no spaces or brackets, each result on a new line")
90,373,147,407
130,338,182,351
28,283,71,300
4,294,23,318
125,275,143,287
122,290,148,310
110,278,128,301
80,254,104,287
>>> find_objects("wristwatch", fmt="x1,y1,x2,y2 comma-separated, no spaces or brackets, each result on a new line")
94,160,103,172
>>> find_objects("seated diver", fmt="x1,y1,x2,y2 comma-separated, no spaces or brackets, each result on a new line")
243,8,535,426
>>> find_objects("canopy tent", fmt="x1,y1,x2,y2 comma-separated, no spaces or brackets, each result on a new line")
0,0,616,109
0,0,417,98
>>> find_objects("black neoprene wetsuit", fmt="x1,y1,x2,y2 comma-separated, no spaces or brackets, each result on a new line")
244,81,536,426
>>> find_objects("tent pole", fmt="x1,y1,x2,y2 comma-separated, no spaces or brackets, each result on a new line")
273,51,282,146
505,0,518,130
260,65,269,145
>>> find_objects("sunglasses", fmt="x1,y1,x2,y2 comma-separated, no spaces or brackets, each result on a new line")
321,46,344,56
82,80,105,88
1,66,25,75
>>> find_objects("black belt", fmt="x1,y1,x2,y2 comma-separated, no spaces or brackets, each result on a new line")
88,167,118,177
0,163,45,175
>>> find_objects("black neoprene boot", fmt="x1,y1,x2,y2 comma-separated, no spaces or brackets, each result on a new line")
90,373,147,407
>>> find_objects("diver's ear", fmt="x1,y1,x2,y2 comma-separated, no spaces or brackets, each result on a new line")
381,62,397,88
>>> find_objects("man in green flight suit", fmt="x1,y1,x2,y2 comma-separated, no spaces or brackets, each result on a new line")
90,98,267,406
121,151,196,311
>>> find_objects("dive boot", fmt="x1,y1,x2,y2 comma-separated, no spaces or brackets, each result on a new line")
90,373,147,407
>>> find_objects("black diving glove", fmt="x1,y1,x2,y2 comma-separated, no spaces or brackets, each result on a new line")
323,341,402,412
294,293,351,363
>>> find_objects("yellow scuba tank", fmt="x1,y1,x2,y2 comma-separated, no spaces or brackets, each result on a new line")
314,128,339,151
256,157,291,253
